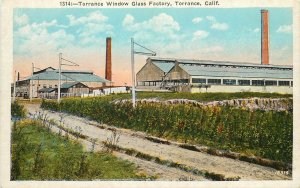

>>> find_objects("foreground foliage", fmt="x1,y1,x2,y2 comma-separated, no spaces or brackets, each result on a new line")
11,120,142,180
11,101,26,119
42,98,293,164
76,91,292,102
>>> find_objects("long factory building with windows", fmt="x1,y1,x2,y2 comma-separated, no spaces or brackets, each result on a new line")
136,9,293,94
136,57,293,94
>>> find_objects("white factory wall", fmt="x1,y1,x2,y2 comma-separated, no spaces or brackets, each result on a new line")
191,85,293,94
81,81,105,88
82,87,127,97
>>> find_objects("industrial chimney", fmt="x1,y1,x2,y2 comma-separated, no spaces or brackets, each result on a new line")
105,37,112,81
261,9,269,65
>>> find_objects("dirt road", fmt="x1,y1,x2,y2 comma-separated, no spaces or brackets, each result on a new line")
24,103,291,181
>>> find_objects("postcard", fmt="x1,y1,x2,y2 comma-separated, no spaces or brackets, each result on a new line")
1,0,299,187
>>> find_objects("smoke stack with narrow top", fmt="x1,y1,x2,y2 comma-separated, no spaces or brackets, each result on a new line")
261,9,269,65
17,72,20,81
105,37,112,81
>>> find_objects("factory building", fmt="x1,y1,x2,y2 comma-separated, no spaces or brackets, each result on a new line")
136,9,293,94
136,57,293,94
14,67,110,98
12,37,113,99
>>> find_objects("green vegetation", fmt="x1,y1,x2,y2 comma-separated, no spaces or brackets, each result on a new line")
11,101,26,119
133,92,292,102
18,98,43,104
42,98,293,164
11,120,144,180
66,92,292,102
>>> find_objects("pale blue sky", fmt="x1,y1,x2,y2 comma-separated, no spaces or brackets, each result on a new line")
13,8,293,84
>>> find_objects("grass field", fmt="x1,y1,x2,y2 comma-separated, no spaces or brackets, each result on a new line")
11,120,145,180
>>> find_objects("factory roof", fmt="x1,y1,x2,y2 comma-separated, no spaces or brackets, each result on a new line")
23,68,110,83
38,88,56,93
61,82,88,89
148,57,293,70
147,57,293,79
179,64,292,79
152,61,174,73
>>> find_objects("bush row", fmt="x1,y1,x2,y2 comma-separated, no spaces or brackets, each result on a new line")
41,98,293,163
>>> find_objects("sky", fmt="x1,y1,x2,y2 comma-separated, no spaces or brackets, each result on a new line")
13,8,293,85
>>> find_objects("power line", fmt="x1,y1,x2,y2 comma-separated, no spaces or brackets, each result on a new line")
131,38,156,108
133,42,156,56
61,58,79,66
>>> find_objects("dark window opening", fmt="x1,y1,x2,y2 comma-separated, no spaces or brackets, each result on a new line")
223,79,236,85
238,80,250,85
252,80,264,86
192,78,206,84
265,80,277,86
207,79,221,85
278,81,290,86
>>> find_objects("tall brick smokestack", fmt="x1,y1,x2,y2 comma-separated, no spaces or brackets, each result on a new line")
261,9,269,65
105,37,112,81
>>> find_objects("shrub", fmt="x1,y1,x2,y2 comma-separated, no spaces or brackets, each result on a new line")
41,98,293,164
11,101,26,119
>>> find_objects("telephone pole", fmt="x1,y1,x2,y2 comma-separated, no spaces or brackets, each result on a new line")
57,53,79,103
130,38,156,108
13,70,16,102
30,63,34,102
58,53,62,103
131,38,136,108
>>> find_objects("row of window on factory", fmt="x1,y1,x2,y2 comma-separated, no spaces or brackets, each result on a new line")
137,79,293,87
192,78,292,86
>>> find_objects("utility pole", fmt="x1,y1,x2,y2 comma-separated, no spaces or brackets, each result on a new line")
130,38,156,108
13,70,16,102
58,53,62,103
30,63,34,102
131,38,136,108
57,52,79,103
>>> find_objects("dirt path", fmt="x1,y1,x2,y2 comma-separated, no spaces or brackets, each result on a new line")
24,103,291,181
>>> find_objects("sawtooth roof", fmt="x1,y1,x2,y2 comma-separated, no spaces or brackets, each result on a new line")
148,57,293,79
152,61,175,73
148,57,293,69
179,64,292,79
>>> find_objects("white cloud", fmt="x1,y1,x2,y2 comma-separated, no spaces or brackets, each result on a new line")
253,28,260,33
192,17,203,24
67,11,108,26
14,11,114,56
211,22,229,30
67,11,113,45
77,22,113,38
15,14,29,25
123,13,180,34
206,16,216,22
193,30,209,40
206,15,229,31
122,14,135,27
148,13,180,33
122,13,183,54
14,20,75,56
277,25,292,33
